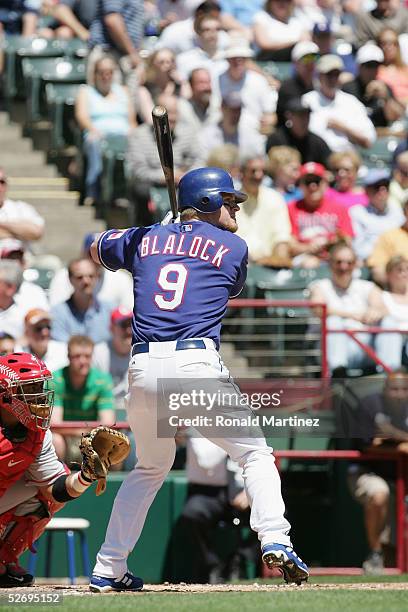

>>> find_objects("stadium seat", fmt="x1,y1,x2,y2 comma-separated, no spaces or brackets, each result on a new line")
255,60,293,82
45,82,82,150
3,37,66,102
150,187,171,222
22,56,85,124
359,137,402,169
99,134,129,217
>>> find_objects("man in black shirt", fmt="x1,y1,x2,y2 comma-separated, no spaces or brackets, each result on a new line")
276,41,319,126
342,43,404,128
266,98,331,166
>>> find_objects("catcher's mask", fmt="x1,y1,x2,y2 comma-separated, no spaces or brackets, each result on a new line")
0,352,54,430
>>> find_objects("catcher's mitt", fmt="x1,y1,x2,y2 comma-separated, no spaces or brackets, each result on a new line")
79,426,131,495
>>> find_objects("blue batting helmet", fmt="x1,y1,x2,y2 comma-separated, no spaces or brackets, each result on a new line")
178,167,247,213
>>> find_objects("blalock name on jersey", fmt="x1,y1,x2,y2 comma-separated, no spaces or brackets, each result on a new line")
139,234,230,268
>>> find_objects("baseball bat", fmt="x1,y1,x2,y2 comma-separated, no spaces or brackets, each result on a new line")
152,105,178,221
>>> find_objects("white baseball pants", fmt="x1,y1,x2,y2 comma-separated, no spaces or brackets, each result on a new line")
93,339,291,578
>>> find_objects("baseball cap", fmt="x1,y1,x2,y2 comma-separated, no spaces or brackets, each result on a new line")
0,239,25,259
362,168,391,187
291,41,319,62
356,44,384,65
111,306,133,325
316,54,344,74
298,162,326,179
313,22,332,37
82,232,98,255
221,38,254,60
25,308,52,327
222,91,242,109
286,98,311,114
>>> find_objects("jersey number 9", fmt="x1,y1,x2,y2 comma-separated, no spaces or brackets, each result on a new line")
154,263,188,311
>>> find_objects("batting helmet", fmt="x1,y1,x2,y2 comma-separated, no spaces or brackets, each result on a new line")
0,353,54,430
178,167,247,213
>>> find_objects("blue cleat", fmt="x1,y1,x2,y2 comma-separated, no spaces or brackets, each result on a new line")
262,543,309,585
89,572,144,593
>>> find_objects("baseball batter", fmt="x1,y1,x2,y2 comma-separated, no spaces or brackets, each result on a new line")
0,352,130,587
89,167,309,591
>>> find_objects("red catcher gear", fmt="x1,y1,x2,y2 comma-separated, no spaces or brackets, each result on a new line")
0,353,54,430
0,497,63,565
0,427,46,497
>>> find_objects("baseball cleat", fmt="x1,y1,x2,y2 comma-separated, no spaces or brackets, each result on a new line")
0,564,34,588
262,543,309,585
89,572,144,592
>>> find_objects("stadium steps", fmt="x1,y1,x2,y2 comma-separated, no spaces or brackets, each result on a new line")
0,112,104,262
219,342,261,379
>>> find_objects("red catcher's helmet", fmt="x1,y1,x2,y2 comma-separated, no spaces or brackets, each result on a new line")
0,353,54,430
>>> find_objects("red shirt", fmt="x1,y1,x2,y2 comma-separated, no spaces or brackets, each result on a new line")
288,194,354,243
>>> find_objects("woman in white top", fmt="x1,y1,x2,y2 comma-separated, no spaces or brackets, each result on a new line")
376,256,408,370
252,0,310,61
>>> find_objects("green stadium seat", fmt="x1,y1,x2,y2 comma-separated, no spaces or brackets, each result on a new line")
359,137,402,169
99,134,129,216
22,56,85,123
45,82,82,150
256,60,293,82
150,187,171,222
3,36,66,101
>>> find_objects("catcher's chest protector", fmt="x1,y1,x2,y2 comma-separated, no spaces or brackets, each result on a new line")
0,428,46,496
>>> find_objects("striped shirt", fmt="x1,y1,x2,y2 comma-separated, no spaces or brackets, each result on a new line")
89,0,144,52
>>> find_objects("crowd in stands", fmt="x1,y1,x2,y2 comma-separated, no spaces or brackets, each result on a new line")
3,0,408,576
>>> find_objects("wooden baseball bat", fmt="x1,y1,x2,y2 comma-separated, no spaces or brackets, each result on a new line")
152,105,178,221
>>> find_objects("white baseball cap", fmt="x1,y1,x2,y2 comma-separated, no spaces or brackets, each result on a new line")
356,44,384,65
221,38,254,59
291,41,319,62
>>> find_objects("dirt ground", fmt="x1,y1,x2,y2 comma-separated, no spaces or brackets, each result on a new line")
5,582,408,595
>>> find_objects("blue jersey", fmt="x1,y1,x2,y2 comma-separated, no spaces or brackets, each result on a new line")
97,221,248,348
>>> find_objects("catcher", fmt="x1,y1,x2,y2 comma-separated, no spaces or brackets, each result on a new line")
0,352,130,587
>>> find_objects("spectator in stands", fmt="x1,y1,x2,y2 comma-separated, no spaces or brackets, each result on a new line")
179,434,253,583
326,151,368,209
341,43,405,129
309,242,384,373
217,38,277,137
377,27,408,105
375,256,408,371
252,0,310,62
267,145,302,203
389,151,408,209
205,144,240,180
0,167,44,253
18,308,68,371
236,155,291,267
93,306,132,412
0,0,40,36
288,163,354,268
176,14,228,80
266,98,331,166
51,334,115,461
355,0,408,47
368,199,408,286
127,93,201,224
276,41,319,127
178,68,219,130
199,91,265,162
311,21,333,55
135,48,188,125
302,55,376,152
0,332,15,355
156,1,230,56
0,260,49,340
350,169,404,263
50,257,113,343
348,370,408,573
75,54,136,207
49,233,133,310
88,0,144,73
40,0,97,40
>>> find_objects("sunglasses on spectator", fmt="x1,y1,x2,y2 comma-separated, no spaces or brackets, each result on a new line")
33,323,51,333
0,178,7,185
334,166,354,173
301,176,323,186
324,70,341,78
332,258,355,266
362,61,380,69
398,167,408,177
116,319,132,329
